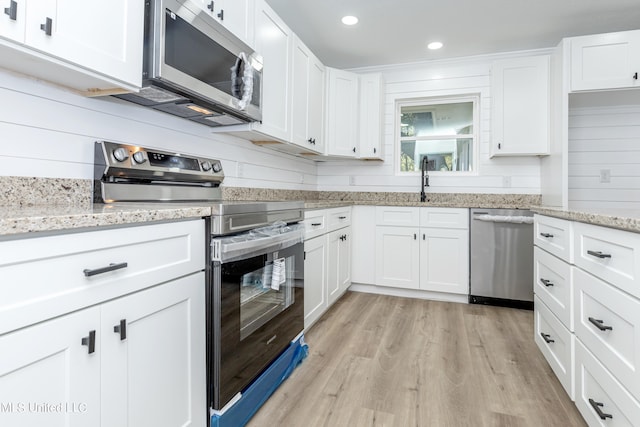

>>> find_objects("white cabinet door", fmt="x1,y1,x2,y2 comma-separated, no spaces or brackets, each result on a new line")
101,273,206,427
351,206,376,285
304,235,328,329
327,227,351,305
0,0,25,42
24,0,143,88
326,67,359,157
253,0,292,142
571,30,640,91
291,37,324,154
0,307,101,427
358,73,384,160
217,0,254,47
419,227,469,294
375,226,420,289
491,55,550,156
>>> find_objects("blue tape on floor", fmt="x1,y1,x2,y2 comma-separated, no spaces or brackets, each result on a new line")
211,335,308,427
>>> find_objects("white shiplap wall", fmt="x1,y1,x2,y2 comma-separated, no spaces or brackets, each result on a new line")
0,69,317,190
316,53,546,194
568,99,640,209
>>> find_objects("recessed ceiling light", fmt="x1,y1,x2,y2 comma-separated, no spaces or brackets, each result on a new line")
341,15,358,26
427,41,443,50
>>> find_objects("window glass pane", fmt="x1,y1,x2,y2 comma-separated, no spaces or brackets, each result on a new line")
400,138,474,172
400,102,473,137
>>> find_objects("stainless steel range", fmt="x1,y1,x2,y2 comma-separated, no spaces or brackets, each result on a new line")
93,141,305,412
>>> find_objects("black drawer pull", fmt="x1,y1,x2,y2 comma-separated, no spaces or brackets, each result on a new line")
588,398,613,420
540,278,554,287
4,0,17,20
81,330,96,354
539,232,554,238
338,216,347,220
311,223,322,226
588,317,613,331
587,250,612,259
113,319,127,341
83,262,128,277
540,333,554,344
40,16,52,36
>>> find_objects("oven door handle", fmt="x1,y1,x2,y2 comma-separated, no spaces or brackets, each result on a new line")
211,224,304,263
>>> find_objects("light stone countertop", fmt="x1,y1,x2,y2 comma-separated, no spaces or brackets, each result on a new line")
532,206,640,233
0,203,212,238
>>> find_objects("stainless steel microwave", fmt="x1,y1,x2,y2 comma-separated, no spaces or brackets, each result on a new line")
117,0,262,127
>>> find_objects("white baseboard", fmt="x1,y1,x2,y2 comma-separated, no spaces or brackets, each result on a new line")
349,283,469,304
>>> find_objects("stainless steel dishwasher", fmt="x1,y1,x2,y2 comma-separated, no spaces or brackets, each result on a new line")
469,208,534,309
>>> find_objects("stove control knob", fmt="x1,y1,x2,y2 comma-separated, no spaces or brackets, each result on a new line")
212,162,222,173
201,161,212,172
112,147,129,162
132,151,147,164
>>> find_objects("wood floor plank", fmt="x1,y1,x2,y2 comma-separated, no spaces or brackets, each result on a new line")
247,291,586,427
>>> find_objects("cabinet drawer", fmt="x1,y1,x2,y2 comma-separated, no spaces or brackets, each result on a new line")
303,210,327,240
574,267,640,400
534,247,574,331
534,215,573,263
0,219,205,335
420,208,468,229
375,207,420,227
574,221,640,298
327,207,352,232
534,296,574,399
575,339,640,426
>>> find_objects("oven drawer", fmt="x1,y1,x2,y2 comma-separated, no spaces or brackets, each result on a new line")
534,215,573,263
327,207,352,232
575,339,640,426
574,267,640,400
574,221,640,298
534,296,574,399
303,210,327,240
0,219,205,335
534,247,574,331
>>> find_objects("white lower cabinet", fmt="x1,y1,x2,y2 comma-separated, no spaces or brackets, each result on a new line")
0,219,206,427
373,207,469,296
303,207,352,329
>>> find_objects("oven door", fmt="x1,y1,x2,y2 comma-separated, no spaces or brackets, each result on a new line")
210,226,304,410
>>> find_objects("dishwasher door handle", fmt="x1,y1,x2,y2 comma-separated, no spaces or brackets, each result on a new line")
473,214,534,224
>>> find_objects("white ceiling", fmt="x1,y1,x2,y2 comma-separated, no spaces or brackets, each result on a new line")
265,0,640,69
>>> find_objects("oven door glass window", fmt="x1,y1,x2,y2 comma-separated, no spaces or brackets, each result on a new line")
239,254,295,340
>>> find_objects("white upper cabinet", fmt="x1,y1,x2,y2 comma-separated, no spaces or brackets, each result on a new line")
0,0,143,92
326,67,359,158
192,0,254,47
358,72,384,160
491,55,550,156
291,35,325,154
570,30,640,92
252,0,293,142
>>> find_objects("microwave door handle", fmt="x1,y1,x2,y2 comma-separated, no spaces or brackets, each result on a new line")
231,55,243,100
236,52,254,111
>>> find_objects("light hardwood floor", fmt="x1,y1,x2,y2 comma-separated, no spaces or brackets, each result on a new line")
247,291,586,427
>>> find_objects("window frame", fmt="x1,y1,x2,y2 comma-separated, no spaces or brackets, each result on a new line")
395,94,480,176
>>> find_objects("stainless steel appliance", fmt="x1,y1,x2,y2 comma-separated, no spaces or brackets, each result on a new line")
93,141,305,413
469,208,534,309
116,0,262,127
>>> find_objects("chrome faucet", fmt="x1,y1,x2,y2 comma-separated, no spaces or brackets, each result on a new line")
420,156,430,202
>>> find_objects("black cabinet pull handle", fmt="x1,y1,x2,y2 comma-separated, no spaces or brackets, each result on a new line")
338,216,347,220
588,398,613,420
311,222,322,226
539,232,554,238
207,1,213,11
498,143,501,149
352,147,356,153
81,330,96,354
423,234,425,240
113,319,127,341
540,278,554,287
634,72,638,80
588,317,613,331
540,333,554,344
40,16,52,35
4,0,17,20
414,233,417,240
587,250,612,259
373,147,377,153
83,262,128,277
217,9,224,20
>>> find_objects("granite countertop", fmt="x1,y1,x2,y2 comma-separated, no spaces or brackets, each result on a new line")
532,206,640,233
0,203,212,237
